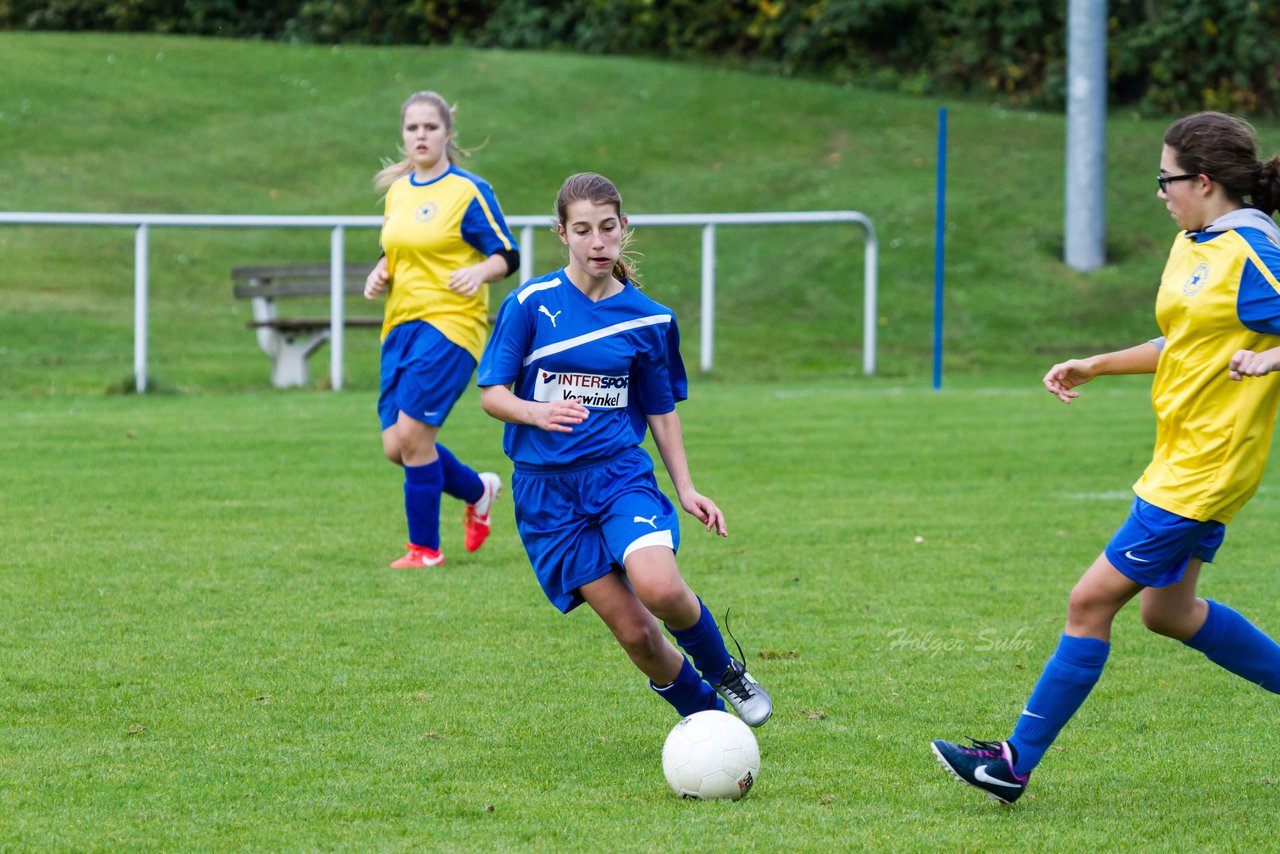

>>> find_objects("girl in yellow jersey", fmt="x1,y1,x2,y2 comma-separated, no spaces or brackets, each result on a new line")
363,91,518,568
933,112,1280,803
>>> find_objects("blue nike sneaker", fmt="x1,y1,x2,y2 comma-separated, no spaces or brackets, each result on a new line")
930,738,1029,804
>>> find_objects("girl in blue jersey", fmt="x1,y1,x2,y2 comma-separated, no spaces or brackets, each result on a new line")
476,173,772,727
933,112,1280,803
363,91,517,569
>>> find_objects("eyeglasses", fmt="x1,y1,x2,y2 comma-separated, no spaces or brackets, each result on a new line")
1157,173,1200,192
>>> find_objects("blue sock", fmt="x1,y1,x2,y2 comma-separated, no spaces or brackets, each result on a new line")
666,598,732,683
1008,634,1110,776
403,460,443,550
436,443,483,504
1184,600,1280,693
650,657,725,717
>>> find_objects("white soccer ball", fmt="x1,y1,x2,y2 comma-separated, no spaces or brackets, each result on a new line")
661,710,760,800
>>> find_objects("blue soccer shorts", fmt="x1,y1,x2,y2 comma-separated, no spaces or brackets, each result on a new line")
1103,496,1225,587
512,446,681,613
378,320,477,430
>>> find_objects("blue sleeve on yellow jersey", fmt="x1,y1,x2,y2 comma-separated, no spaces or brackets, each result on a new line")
1235,227,1280,335
459,177,516,257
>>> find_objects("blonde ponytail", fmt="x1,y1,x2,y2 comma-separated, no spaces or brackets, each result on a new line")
373,157,414,191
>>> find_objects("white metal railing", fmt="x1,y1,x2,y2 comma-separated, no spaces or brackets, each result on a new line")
0,210,877,392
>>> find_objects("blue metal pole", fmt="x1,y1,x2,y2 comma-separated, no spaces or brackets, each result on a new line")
933,107,947,390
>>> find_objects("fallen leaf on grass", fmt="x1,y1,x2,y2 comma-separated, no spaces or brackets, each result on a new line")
758,649,798,660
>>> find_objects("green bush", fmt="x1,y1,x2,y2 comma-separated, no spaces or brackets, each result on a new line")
282,0,495,45
2,0,1277,115
1111,0,1280,116
3,0,296,36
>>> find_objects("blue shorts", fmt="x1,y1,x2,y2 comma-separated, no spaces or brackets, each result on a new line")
512,447,681,613
1103,496,1225,588
378,321,477,430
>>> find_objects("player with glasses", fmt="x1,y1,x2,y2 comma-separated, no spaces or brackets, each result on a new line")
933,111,1280,803
1156,172,1201,192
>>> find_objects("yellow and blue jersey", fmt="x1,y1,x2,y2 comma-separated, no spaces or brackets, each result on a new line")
1136,211,1280,523
379,164,516,360
477,269,688,469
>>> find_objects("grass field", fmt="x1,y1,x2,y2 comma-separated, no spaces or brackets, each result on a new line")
5,30,1280,851
4,381,1280,850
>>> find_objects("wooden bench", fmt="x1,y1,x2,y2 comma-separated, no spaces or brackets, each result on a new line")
232,263,382,388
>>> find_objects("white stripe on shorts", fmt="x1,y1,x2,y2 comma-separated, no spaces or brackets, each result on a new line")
623,529,674,562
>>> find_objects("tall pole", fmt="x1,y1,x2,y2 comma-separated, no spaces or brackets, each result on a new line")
933,107,947,391
1065,0,1107,272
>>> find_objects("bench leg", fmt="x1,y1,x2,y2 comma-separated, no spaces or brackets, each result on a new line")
249,295,329,388
269,332,330,388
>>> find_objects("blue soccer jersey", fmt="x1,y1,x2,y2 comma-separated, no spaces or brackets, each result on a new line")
477,269,688,468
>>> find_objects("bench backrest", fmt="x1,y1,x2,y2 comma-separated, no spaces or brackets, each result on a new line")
232,263,371,299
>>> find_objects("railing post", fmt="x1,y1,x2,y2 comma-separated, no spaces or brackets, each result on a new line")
134,224,149,393
863,221,878,376
700,224,716,372
519,225,534,285
330,225,346,391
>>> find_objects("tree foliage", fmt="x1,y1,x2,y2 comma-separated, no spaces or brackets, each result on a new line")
4,0,1277,115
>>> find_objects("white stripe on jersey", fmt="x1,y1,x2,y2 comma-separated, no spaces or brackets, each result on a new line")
517,277,564,304
522,314,673,366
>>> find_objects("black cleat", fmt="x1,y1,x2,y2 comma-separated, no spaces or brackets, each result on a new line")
930,738,1029,804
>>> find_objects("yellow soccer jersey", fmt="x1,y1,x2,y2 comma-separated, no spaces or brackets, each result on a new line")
380,165,515,360
1136,220,1280,522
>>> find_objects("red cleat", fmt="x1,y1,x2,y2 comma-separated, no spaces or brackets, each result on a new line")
390,543,445,568
464,472,502,552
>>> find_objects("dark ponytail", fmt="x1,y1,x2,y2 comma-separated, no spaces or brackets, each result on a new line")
1256,156,1280,216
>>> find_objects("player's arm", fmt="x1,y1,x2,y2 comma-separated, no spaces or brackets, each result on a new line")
452,190,521,296
646,410,727,537
1229,346,1280,381
479,384,588,433
447,252,517,297
1230,257,1280,380
1043,340,1161,404
364,254,389,299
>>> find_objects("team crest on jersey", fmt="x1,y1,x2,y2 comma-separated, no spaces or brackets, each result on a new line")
414,202,438,223
534,370,629,408
1183,263,1210,296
